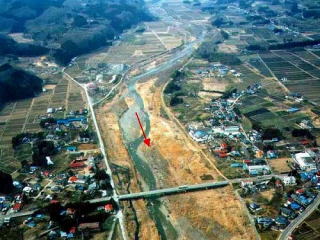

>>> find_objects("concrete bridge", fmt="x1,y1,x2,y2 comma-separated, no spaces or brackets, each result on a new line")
90,181,229,203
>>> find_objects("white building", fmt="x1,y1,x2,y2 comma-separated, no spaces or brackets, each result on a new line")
293,152,317,171
47,108,54,114
189,130,209,143
247,165,270,175
224,126,241,136
282,176,296,186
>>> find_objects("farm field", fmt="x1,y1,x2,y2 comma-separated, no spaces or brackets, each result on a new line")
0,77,86,174
259,49,320,104
239,94,308,129
293,207,320,240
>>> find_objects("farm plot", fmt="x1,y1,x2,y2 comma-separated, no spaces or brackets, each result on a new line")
273,50,320,78
0,77,86,173
67,81,87,112
293,208,320,240
260,51,320,104
248,58,273,77
292,49,320,67
310,50,320,58
239,95,306,128
233,64,264,89
102,31,167,64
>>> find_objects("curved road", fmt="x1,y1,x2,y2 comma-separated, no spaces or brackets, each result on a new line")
278,194,320,240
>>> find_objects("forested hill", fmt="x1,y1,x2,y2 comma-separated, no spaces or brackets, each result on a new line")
0,0,153,65
0,64,43,106
0,34,48,56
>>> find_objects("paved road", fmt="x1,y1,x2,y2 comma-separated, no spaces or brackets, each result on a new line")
0,209,38,222
91,181,228,203
278,194,320,240
89,174,283,203
230,174,287,184
62,70,128,240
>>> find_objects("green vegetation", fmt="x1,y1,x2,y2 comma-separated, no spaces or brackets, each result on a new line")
0,64,43,106
0,0,153,65
0,170,13,194
197,42,241,65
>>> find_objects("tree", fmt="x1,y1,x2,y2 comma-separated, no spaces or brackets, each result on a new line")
268,191,283,208
262,128,282,140
32,140,56,166
170,96,183,106
73,15,87,27
292,129,314,139
0,171,14,194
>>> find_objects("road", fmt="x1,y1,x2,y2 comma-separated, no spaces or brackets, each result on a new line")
234,189,261,240
0,209,38,222
278,194,320,240
91,181,229,203
62,70,128,240
90,174,283,203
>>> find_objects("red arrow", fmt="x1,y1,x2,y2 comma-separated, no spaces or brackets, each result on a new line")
135,112,151,147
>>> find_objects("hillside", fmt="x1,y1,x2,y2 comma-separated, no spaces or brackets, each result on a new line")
0,64,43,105
0,34,48,56
0,0,153,65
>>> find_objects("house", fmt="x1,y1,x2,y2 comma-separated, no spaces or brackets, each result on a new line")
293,151,317,171
267,150,277,159
241,180,253,188
78,222,101,232
256,217,273,228
12,203,22,212
104,204,114,212
224,126,241,136
68,176,78,184
291,194,312,207
280,207,296,219
287,107,300,113
282,176,296,186
299,120,313,129
23,186,33,194
46,156,54,165
287,201,302,211
70,160,86,168
189,130,210,143
248,203,261,213
243,159,271,175
47,108,55,114
274,216,289,228
66,146,77,152
230,163,243,168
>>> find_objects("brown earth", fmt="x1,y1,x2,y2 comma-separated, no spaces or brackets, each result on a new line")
134,77,257,240
96,94,160,240
268,158,291,174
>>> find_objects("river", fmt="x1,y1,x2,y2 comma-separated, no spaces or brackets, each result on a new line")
118,31,206,239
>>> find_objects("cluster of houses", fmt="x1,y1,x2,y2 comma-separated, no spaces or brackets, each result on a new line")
255,187,317,231
0,102,117,238
0,193,25,217
192,63,242,78
188,81,272,176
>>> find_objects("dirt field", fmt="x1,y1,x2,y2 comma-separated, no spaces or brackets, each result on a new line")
268,158,292,173
202,77,228,92
96,95,160,240
218,43,239,53
134,77,256,240
0,77,86,174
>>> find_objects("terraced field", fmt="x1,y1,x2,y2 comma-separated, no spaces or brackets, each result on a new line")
0,77,86,173
260,50,320,104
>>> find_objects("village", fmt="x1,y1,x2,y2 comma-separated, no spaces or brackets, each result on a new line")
0,105,117,239
164,59,320,238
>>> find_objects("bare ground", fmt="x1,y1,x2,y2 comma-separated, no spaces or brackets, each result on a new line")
134,77,257,240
